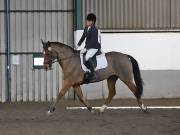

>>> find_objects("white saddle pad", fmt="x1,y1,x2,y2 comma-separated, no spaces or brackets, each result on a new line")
80,53,108,72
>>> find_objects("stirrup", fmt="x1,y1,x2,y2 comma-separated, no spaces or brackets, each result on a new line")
90,72,97,81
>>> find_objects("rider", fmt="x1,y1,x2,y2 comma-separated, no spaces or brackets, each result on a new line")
77,13,101,81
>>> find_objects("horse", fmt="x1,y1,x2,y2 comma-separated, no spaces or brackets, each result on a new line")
41,40,147,115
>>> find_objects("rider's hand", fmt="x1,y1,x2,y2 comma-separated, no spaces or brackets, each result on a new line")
75,44,80,50
80,48,87,54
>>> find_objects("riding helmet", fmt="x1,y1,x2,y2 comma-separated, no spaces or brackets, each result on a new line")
86,13,96,23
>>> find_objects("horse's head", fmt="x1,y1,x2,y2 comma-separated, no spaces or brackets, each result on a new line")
41,40,57,70
41,40,75,70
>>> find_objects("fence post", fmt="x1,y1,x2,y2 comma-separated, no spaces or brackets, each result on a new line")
74,0,83,30
4,0,11,101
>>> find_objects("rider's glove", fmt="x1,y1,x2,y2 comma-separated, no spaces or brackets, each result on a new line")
75,44,80,50
80,48,87,54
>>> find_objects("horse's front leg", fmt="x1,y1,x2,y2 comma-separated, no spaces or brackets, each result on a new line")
47,80,72,115
73,85,93,112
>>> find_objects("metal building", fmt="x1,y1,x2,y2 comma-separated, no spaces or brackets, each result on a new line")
80,0,180,30
1,0,180,102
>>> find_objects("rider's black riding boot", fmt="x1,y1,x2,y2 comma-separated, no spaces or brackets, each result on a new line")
88,58,97,81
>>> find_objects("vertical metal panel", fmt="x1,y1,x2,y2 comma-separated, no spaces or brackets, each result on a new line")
7,0,73,102
0,56,6,102
82,0,172,29
0,55,6,102
21,0,28,101
51,0,57,101
0,0,6,102
171,0,180,28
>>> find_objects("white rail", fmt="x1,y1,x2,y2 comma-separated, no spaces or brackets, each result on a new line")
66,106,180,110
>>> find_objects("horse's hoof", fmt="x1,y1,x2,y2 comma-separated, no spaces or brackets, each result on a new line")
90,109,95,113
140,105,148,113
46,110,53,116
46,107,55,116
93,109,104,115
92,109,98,115
98,104,107,114
98,109,104,115
142,107,148,113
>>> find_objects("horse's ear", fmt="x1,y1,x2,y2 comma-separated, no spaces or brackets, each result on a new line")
41,39,44,45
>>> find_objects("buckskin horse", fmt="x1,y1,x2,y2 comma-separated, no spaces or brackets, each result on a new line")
41,40,147,115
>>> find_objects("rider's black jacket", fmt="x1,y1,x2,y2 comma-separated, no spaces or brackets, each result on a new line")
78,25,101,50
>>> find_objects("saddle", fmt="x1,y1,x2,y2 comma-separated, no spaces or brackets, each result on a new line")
80,49,108,84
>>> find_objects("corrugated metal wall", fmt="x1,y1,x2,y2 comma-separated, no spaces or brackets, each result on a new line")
0,0,6,102
171,0,180,28
82,0,180,29
0,0,74,102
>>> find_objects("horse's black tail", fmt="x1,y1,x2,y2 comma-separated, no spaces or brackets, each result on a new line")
127,55,143,99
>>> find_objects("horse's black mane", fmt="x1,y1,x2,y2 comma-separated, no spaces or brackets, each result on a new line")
50,41,79,53
50,41,73,49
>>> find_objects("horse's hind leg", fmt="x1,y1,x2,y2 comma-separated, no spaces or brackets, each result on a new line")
124,81,147,112
73,85,93,112
99,76,118,113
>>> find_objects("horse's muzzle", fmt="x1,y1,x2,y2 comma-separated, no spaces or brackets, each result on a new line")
43,64,51,70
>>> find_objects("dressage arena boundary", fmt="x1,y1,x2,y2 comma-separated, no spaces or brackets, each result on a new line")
66,106,180,110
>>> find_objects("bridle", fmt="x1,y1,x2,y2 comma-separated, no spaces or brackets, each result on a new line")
57,55,77,62
51,55,76,64
43,46,77,67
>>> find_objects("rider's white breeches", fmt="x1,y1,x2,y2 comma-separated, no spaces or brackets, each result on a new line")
85,49,98,61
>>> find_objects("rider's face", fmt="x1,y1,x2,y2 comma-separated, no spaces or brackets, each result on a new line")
86,20,93,27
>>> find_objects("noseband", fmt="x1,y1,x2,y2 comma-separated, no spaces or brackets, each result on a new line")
43,47,54,66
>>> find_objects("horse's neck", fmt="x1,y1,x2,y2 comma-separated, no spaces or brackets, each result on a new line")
52,44,76,70
51,44,81,81
52,44,74,58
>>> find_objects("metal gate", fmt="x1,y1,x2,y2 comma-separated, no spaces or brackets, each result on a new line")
0,0,74,102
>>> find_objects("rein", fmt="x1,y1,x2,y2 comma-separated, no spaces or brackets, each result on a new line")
52,54,78,63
